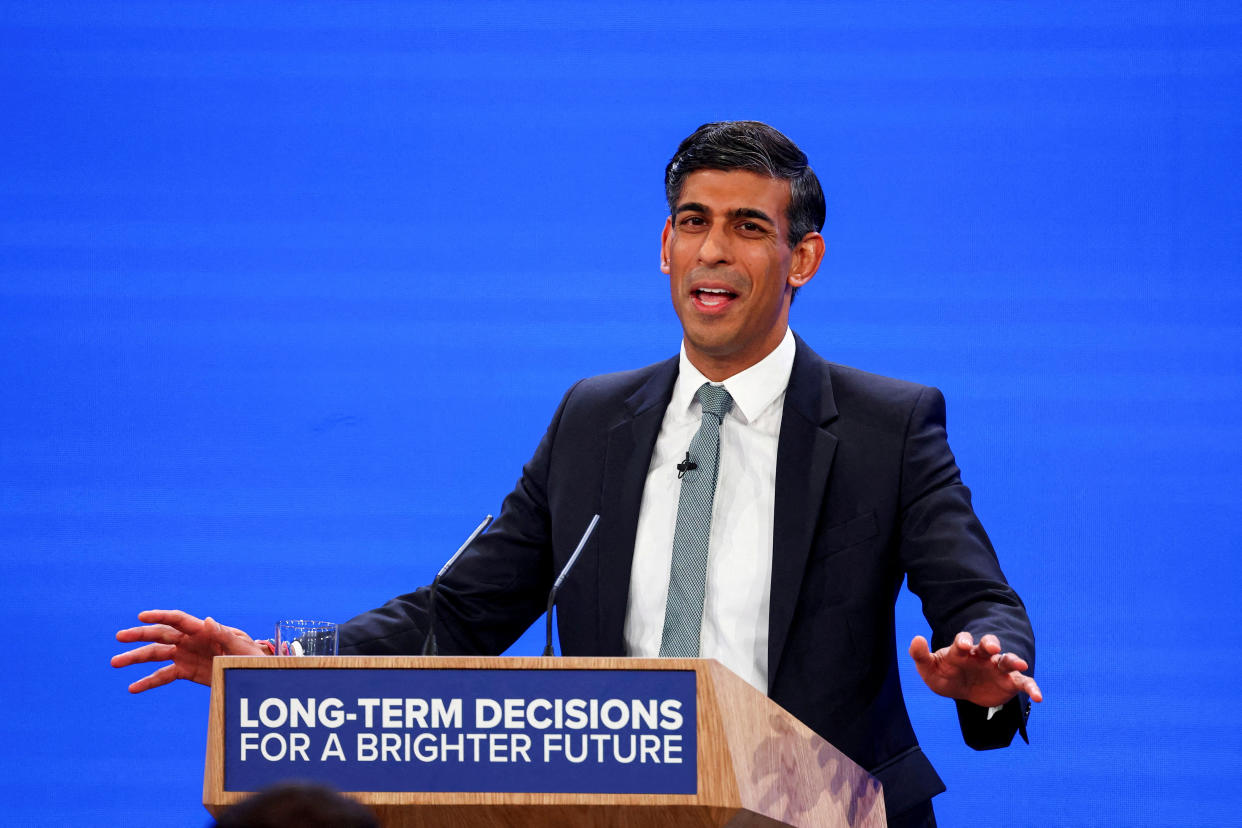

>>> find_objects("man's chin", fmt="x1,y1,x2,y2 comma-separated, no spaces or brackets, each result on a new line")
682,331,747,368
680,320,736,353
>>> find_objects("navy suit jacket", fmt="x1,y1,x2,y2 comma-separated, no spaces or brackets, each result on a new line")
340,334,1034,816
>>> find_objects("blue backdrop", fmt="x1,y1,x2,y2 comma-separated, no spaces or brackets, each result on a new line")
2,2,1240,825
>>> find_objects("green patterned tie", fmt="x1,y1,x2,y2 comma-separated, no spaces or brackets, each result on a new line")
660,383,734,657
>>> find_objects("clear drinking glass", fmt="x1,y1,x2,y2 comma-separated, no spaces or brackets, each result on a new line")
275,619,338,656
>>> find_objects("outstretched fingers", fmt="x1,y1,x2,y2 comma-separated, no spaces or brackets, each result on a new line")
910,630,1043,706
992,650,1030,674
126,662,187,694
908,635,935,666
135,609,204,633
110,642,177,669
1011,671,1043,703
978,634,1040,700
115,610,207,649
115,623,184,647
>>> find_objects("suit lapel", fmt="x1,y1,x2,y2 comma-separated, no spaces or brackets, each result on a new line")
768,335,839,685
595,358,678,655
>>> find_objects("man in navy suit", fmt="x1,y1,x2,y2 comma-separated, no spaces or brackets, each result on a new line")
115,121,1040,827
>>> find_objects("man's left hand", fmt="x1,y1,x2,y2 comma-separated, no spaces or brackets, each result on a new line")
909,632,1043,708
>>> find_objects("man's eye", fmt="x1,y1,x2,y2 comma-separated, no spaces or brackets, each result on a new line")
739,221,764,234
679,216,706,228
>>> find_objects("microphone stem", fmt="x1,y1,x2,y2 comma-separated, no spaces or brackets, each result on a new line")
542,513,601,657
421,513,493,656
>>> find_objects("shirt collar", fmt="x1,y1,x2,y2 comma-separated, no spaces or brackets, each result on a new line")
673,327,796,425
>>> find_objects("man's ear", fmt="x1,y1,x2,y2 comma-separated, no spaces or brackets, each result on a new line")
788,231,825,289
660,217,673,274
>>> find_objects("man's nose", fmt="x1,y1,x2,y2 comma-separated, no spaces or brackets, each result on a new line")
697,224,732,265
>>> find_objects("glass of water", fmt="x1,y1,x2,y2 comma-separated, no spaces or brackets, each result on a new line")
275,619,338,656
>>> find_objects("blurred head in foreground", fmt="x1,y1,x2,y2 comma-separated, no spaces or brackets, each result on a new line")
212,782,378,828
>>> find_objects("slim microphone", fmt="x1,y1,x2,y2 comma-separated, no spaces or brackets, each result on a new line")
542,513,601,657
676,451,697,479
421,513,494,656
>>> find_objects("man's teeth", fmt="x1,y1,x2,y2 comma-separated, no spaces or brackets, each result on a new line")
695,288,735,305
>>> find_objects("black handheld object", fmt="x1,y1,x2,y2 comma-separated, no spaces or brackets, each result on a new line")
421,513,494,656
542,513,601,657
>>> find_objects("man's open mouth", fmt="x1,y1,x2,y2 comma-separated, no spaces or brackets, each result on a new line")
693,287,738,308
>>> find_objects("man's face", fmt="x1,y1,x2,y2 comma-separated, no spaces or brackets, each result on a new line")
661,169,822,380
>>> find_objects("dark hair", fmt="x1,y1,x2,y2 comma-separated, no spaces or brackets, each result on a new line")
664,121,825,249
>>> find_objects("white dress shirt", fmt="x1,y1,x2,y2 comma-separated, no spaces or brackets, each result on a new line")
623,327,795,694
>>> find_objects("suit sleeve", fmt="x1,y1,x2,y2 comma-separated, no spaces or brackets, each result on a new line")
897,386,1035,748
336,381,582,656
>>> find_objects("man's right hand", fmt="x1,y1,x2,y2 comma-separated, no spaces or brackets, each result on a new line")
112,609,265,693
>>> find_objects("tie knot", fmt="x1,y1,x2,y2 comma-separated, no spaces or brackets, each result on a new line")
696,383,734,421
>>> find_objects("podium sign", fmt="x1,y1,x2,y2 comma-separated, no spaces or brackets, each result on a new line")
205,657,886,828
223,666,697,794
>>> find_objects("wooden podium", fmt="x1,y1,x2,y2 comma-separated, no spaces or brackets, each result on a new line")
204,656,885,827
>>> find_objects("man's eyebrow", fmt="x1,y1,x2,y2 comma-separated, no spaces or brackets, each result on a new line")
673,204,775,225
729,207,774,224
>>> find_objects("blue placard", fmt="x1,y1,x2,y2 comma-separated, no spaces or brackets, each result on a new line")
223,667,697,794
